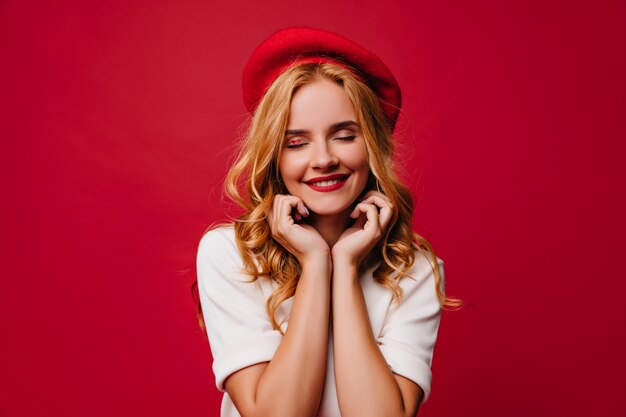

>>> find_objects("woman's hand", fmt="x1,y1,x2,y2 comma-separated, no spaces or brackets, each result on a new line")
331,190,393,267
267,194,330,266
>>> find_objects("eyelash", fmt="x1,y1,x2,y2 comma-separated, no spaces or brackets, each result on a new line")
286,135,356,149
337,135,356,142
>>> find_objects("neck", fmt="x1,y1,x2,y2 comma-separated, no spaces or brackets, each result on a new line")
305,207,353,249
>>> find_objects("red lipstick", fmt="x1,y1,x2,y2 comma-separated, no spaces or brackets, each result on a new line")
304,174,350,192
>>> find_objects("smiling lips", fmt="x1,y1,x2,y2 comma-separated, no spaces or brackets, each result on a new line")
304,174,350,192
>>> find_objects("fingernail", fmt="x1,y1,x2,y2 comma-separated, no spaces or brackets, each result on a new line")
304,207,310,215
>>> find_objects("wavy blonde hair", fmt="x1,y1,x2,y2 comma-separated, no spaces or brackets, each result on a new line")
194,62,462,335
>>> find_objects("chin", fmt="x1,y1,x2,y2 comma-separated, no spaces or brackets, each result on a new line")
306,201,354,216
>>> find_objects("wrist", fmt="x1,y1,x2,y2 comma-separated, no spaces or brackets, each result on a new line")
331,258,361,287
300,251,332,270
331,253,359,268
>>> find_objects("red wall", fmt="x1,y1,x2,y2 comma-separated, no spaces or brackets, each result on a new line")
1,1,624,416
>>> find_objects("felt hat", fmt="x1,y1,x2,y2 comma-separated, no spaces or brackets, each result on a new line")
242,26,402,130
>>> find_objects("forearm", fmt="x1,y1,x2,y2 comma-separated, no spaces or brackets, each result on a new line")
254,256,331,417
331,260,405,417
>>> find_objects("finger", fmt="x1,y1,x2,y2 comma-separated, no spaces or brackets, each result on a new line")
296,199,310,217
361,189,390,202
362,203,382,236
350,203,367,229
378,205,392,232
350,200,373,218
360,194,391,210
361,189,378,201
279,195,304,224
351,206,368,228
283,196,309,219
362,195,393,230
350,202,362,219
351,202,382,235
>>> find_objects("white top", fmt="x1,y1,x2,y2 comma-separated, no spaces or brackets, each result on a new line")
196,225,444,417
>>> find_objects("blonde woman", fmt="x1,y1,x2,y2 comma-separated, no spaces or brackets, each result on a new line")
195,27,460,417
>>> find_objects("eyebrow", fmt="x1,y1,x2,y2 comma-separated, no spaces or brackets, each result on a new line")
284,120,360,136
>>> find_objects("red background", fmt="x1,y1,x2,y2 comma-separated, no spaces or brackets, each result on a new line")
1,1,624,416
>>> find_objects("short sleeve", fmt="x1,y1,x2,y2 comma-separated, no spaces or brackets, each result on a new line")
196,226,283,391
376,251,445,404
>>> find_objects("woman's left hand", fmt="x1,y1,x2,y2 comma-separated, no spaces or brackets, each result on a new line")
331,190,393,267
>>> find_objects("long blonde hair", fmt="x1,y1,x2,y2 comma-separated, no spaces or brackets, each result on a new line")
194,62,462,335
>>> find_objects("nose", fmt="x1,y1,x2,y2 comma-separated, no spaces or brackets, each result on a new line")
310,141,339,170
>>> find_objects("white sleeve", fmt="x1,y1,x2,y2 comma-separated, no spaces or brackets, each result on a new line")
196,227,283,391
376,252,445,404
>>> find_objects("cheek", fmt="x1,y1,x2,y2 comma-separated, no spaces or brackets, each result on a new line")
278,154,305,183
352,148,371,190
339,149,370,188
343,146,370,172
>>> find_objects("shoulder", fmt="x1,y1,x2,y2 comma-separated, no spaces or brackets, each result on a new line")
198,223,236,245
397,249,445,295
409,249,444,276
196,224,246,274
197,224,237,256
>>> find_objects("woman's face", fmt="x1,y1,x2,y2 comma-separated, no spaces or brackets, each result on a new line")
279,78,370,216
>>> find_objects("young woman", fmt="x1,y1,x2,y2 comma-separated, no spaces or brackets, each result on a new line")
195,27,460,417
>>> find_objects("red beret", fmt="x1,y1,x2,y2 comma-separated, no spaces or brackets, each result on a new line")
242,26,402,131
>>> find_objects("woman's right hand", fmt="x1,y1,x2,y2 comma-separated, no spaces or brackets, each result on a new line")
267,194,330,265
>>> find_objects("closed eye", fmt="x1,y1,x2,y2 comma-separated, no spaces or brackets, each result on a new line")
335,135,356,141
285,138,307,148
